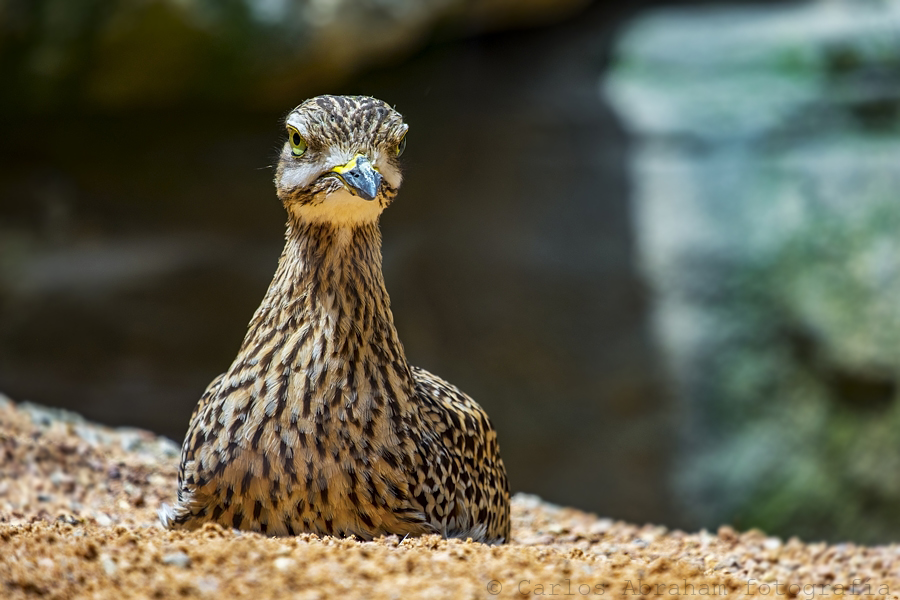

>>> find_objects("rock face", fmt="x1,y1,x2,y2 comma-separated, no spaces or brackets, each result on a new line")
0,0,588,112
606,1,900,543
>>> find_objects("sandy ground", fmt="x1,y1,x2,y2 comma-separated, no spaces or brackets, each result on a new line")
0,395,898,599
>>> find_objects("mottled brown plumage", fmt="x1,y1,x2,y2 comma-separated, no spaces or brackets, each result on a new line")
161,95,510,543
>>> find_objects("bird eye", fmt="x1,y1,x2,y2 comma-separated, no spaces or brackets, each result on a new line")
288,128,307,157
396,133,407,157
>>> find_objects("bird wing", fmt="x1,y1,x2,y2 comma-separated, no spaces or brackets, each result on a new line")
409,366,511,543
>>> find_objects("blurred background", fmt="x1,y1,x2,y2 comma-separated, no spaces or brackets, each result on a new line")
2,0,900,544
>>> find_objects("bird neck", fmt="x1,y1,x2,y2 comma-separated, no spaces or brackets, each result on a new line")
236,217,416,410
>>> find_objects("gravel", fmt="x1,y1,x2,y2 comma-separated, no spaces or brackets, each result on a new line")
0,394,897,599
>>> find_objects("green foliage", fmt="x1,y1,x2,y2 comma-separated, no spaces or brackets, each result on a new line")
685,188,900,544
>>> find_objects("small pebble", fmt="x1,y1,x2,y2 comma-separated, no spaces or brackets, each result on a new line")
764,537,782,551
162,551,192,568
100,554,117,576
196,576,219,594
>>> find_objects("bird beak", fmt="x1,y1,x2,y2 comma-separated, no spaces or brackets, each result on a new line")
330,154,382,201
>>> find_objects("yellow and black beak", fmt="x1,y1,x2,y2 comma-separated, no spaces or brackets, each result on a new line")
330,154,382,201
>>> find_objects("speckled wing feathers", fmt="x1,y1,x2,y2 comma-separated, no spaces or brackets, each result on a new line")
410,366,510,541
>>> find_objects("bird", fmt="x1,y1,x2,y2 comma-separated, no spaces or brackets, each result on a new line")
160,95,511,544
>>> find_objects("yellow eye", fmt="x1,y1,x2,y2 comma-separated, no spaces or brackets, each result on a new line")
396,133,407,157
288,128,307,157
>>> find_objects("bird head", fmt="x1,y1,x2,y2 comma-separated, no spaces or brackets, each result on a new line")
275,95,408,225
